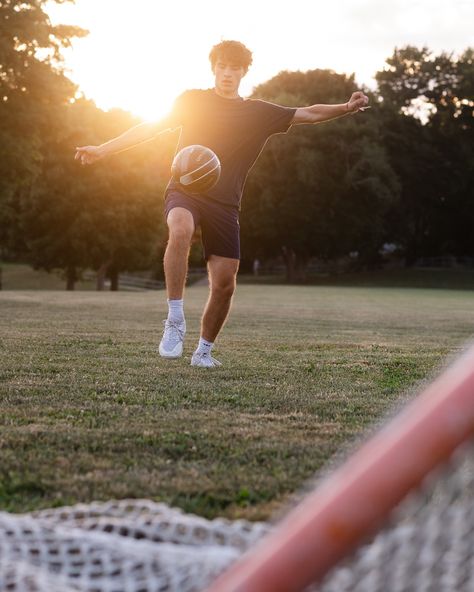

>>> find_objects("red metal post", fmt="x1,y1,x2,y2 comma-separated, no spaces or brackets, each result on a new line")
207,345,474,592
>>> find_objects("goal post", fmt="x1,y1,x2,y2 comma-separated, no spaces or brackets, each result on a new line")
207,344,474,592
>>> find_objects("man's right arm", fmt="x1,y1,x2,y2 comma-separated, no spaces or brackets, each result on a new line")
75,119,173,165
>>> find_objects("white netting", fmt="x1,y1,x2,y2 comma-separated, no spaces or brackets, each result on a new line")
1,448,474,591
0,499,268,591
318,446,474,592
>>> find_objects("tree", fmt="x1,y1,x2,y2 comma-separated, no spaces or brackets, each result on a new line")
376,46,474,262
241,69,399,280
0,0,86,263
21,99,169,289
1,2,170,289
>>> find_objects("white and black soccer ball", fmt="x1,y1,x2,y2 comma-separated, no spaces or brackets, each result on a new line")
171,145,221,194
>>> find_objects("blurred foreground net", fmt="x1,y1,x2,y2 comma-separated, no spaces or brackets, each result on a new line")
0,499,267,591
318,444,474,592
1,448,474,592
1,345,473,591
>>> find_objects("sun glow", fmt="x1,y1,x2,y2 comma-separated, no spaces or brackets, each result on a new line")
46,0,474,122
46,0,370,122
47,0,271,121
47,1,217,121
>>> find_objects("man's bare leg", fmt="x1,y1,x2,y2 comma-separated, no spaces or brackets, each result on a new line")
163,207,195,299
159,207,194,359
191,255,239,367
202,255,239,341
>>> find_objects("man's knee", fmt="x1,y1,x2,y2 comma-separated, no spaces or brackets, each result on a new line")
208,256,239,299
168,225,193,245
210,275,236,300
167,208,194,245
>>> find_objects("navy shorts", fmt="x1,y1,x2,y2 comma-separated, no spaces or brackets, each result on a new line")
164,190,240,260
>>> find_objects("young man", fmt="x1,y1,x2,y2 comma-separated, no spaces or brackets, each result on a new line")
75,40,369,368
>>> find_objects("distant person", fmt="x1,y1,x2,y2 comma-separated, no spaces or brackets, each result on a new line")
75,40,369,368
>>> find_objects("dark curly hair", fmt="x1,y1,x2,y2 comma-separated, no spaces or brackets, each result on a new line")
209,40,253,74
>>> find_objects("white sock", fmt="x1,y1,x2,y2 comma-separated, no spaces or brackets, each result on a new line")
196,337,213,355
167,299,184,324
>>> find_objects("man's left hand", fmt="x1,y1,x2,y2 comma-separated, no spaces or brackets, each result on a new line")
347,91,370,113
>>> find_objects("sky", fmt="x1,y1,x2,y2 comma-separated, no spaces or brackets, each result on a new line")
46,0,474,121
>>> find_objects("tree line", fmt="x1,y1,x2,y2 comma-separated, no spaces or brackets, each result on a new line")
1,0,473,288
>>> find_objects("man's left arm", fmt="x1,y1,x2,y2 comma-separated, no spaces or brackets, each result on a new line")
291,91,369,125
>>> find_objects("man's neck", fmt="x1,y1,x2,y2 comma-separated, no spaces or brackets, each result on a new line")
214,87,240,100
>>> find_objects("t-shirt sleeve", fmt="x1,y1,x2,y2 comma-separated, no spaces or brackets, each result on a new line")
161,91,191,129
257,100,297,136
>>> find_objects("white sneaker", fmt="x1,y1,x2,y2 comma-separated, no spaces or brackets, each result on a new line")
191,351,222,368
159,319,186,358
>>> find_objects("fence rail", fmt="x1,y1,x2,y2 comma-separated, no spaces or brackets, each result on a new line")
415,256,474,268
118,275,165,290
83,271,164,290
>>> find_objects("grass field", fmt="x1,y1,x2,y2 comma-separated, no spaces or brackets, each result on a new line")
1,284,473,520
1,262,96,290
3,261,474,291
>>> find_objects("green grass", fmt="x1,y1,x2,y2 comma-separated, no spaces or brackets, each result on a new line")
0,285,473,519
239,267,474,290
1,262,96,290
4,261,474,291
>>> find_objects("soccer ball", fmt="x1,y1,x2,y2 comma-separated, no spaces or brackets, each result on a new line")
171,145,221,194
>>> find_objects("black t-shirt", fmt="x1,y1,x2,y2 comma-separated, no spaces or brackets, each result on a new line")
163,89,296,208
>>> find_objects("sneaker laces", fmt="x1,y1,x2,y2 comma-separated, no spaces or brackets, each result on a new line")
163,319,185,343
193,351,222,367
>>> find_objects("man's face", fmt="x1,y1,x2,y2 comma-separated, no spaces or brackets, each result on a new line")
213,58,245,98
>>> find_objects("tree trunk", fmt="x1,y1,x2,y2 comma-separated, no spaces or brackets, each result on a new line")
281,247,308,282
296,258,308,282
66,266,76,290
96,262,110,291
282,246,297,283
109,267,119,291
404,238,419,267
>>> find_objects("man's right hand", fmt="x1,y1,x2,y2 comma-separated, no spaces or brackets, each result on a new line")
75,145,105,165
346,91,370,113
